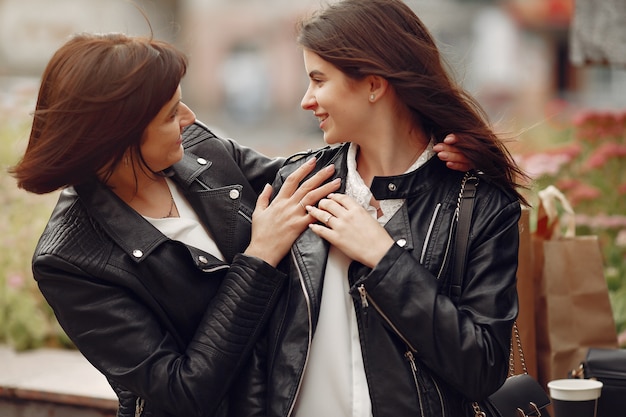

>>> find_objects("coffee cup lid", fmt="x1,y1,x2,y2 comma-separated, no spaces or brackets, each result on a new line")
547,379,603,401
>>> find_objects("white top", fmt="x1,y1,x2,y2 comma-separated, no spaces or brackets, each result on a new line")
294,142,434,417
143,178,225,261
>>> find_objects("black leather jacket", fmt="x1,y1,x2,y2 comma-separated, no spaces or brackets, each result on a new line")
235,143,521,417
31,122,287,417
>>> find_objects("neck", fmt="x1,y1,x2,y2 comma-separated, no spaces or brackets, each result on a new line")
105,165,162,202
355,127,429,186
104,163,177,218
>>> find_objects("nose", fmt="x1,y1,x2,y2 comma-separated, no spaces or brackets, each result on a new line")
180,102,196,128
301,88,316,111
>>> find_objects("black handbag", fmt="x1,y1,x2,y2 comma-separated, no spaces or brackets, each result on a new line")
471,325,551,417
453,173,551,417
570,348,626,417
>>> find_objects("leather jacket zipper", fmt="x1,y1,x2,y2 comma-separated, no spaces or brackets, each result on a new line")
286,249,314,417
359,285,447,416
135,397,144,417
358,285,369,328
357,285,416,352
405,351,426,417
420,203,441,264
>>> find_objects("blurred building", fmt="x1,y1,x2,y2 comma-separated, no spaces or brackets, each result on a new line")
1,0,625,154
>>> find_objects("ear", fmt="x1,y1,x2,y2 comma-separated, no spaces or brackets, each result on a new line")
367,75,389,103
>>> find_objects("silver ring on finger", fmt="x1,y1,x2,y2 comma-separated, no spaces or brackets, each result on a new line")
299,201,306,210
325,214,333,224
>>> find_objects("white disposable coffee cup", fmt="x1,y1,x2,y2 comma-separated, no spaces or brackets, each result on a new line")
548,379,603,417
548,379,603,401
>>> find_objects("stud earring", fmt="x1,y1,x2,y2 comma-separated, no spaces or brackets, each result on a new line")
369,94,375,101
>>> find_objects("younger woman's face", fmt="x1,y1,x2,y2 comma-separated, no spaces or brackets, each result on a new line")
140,85,196,172
300,49,372,145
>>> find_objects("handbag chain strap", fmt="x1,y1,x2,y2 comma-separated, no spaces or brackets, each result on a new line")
510,321,527,376
453,173,529,416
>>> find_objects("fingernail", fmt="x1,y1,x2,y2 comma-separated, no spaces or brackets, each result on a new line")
324,164,335,171
307,157,317,164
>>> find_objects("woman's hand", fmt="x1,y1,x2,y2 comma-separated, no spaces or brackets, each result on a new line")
305,193,394,268
434,134,472,172
245,158,341,267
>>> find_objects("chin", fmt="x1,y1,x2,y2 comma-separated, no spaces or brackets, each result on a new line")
322,132,341,145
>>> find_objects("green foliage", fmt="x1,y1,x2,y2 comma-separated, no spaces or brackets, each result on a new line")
0,84,72,350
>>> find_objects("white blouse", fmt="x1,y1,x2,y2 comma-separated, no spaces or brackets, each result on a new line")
143,178,225,262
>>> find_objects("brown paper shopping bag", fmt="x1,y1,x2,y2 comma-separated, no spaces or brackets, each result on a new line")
533,186,618,389
514,206,538,378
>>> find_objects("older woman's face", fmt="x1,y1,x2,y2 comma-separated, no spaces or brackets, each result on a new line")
140,85,196,172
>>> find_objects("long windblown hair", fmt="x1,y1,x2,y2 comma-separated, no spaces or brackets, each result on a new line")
297,0,529,203
10,32,188,194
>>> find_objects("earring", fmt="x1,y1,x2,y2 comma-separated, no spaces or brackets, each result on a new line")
124,155,129,167
369,94,375,101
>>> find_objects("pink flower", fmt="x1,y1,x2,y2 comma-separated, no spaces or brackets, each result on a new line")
566,183,602,206
582,142,626,171
616,229,626,247
521,144,581,178
7,274,25,290
576,214,626,229
555,178,581,191
571,110,625,142
619,329,626,348
522,153,570,177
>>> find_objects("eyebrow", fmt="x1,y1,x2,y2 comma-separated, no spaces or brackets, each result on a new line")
167,99,181,114
308,70,324,78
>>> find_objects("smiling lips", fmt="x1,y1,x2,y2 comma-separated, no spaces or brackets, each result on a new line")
315,113,328,128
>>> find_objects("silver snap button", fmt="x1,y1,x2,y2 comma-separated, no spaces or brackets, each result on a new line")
132,249,143,258
388,183,397,192
197,157,208,165
229,189,240,199
396,238,407,247
198,256,208,264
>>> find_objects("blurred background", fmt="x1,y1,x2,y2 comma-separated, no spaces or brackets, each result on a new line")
2,0,625,154
1,0,625,350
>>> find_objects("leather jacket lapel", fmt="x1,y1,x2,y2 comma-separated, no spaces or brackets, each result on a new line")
292,229,330,324
171,151,253,263
74,180,168,262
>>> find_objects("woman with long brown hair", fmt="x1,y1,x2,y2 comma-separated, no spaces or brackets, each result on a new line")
235,1,528,416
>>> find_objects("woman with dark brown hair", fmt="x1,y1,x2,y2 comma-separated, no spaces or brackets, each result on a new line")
235,1,529,416
8,32,343,417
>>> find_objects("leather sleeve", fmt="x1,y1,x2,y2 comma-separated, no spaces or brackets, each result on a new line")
229,333,269,416
33,252,285,417
357,195,520,399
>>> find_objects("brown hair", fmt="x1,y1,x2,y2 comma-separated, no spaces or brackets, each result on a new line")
297,0,529,203
9,32,188,194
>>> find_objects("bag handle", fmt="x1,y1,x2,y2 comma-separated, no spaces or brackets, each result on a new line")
452,173,530,416
536,185,576,239
509,321,527,376
450,171,478,304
